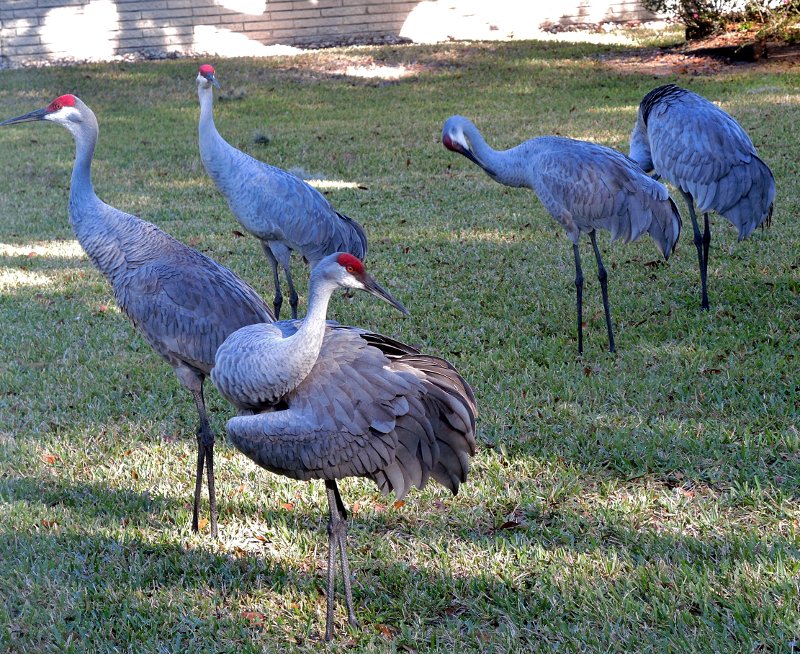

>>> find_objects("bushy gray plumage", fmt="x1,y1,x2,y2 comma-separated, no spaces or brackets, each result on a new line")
200,140,368,263
92,204,275,376
216,324,476,500
630,84,775,241
523,135,681,258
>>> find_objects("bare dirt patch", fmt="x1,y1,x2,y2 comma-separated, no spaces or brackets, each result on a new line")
600,31,800,77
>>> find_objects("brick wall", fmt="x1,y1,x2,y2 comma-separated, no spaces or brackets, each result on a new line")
0,0,662,67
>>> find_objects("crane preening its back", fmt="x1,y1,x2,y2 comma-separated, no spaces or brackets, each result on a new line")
630,84,775,310
196,64,368,319
442,114,682,355
211,252,477,640
0,95,276,538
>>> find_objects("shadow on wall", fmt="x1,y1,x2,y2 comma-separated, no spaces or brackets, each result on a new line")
0,0,661,66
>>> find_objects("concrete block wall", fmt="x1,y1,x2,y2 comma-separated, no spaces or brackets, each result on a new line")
0,0,661,66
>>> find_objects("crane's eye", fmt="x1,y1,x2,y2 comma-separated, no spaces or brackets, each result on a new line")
346,265,355,273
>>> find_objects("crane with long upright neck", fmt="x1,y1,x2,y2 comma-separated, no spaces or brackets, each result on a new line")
1,94,276,538
196,64,368,319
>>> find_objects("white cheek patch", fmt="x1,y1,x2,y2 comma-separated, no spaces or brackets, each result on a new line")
47,106,81,122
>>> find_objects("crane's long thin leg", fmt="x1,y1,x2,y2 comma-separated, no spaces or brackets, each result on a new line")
331,482,358,630
270,243,299,319
590,230,616,354
191,386,218,539
572,242,584,355
192,437,205,533
324,480,359,640
702,212,711,308
680,190,709,310
282,263,299,320
261,241,283,319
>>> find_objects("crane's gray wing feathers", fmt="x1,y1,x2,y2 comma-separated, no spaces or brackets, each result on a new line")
527,138,680,255
335,210,369,261
210,143,368,263
642,87,775,239
225,326,477,499
117,246,273,373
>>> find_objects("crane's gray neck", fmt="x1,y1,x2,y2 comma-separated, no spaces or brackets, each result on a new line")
247,270,337,400
198,83,237,184
463,121,526,188
61,107,163,289
198,85,225,150
68,116,98,208
65,111,106,236
290,270,339,361
198,84,215,132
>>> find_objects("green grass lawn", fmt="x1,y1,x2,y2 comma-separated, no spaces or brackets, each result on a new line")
0,35,798,652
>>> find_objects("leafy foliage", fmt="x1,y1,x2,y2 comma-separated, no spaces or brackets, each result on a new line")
644,0,800,39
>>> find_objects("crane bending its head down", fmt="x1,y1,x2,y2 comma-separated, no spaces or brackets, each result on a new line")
629,84,775,310
442,114,681,355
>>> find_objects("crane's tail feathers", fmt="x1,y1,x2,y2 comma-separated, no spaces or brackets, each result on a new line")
411,358,476,408
348,327,421,358
685,155,774,241
726,157,775,241
335,211,369,261
647,196,682,260
409,356,477,496
373,414,436,500
372,354,476,500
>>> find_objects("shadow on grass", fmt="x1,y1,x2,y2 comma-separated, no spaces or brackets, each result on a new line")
0,474,177,523
0,467,797,650
0,529,294,650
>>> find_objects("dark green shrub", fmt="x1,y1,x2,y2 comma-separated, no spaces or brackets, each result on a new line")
644,0,800,40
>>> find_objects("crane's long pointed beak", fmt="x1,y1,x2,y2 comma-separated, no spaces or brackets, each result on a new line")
209,75,221,90
0,107,48,126
363,275,409,316
445,139,497,178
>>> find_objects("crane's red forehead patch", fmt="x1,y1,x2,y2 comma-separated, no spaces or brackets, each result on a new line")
199,64,215,76
47,94,76,113
337,253,364,274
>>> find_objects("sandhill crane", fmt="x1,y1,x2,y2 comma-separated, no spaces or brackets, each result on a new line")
211,252,477,640
630,84,775,310
0,94,276,538
196,64,368,319
442,115,682,354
